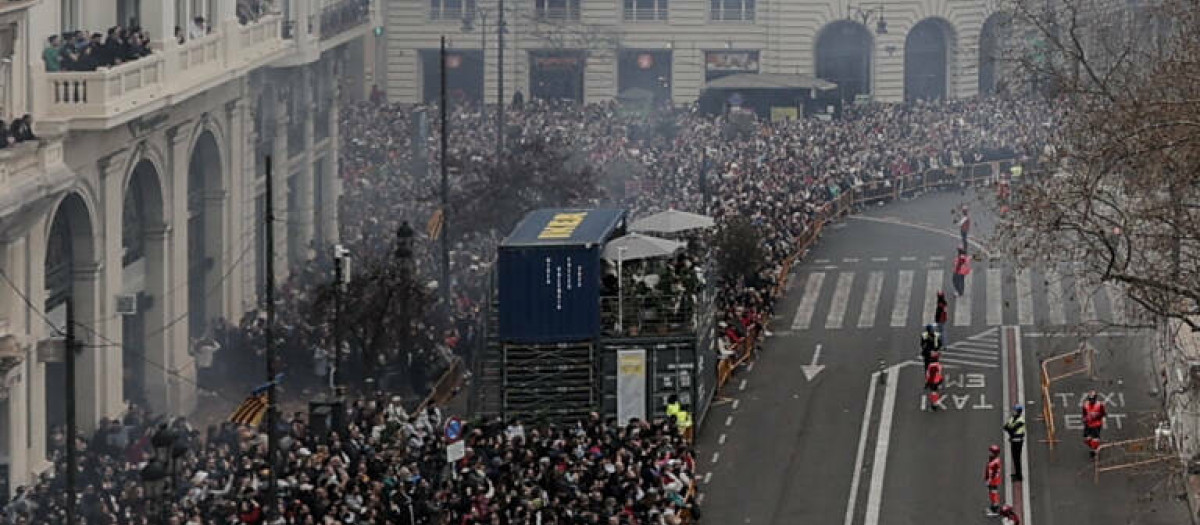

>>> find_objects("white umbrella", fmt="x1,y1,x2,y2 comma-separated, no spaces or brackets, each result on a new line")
630,209,716,234
603,233,685,262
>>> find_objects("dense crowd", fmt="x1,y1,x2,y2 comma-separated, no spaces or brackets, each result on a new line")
2,93,1059,524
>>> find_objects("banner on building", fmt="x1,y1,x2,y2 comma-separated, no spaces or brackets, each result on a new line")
705,50,760,79
771,107,798,122
616,349,647,424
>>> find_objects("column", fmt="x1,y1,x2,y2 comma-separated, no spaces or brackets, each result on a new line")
141,0,180,50
71,261,103,431
272,90,291,282
21,223,47,467
223,98,246,321
139,224,170,414
97,154,127,419
166,127,198,415
292,68,316,268
320,67,340,244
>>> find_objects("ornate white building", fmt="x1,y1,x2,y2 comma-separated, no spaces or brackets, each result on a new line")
0,0,379,496
381,0,1010,105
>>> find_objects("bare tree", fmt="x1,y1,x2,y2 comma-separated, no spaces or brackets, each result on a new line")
521,14,624,56
993,0,1200,330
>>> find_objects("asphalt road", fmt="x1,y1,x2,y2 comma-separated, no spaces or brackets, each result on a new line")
697,188,1189,524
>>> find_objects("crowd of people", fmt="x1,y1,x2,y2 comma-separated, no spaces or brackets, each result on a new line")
2,91,1060,524
0,114,36,149
42,27,153,73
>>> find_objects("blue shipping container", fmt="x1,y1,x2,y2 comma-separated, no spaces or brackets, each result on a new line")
498,208,627,343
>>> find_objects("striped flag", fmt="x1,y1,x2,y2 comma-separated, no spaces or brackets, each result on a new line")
228,392,269,427
228,375,282,427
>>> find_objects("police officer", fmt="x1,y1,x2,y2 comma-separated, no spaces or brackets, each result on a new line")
1004,404,1026,481
920,324,942,368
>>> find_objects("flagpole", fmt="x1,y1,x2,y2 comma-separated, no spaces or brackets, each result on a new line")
264,155,278,515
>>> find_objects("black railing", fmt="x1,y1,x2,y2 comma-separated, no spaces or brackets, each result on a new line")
320,0,371,40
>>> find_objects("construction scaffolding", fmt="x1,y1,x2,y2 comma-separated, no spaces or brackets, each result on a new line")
502,341,598,423
1040,344,1096,450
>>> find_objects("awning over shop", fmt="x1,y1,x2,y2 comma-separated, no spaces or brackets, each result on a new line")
703,73,838,92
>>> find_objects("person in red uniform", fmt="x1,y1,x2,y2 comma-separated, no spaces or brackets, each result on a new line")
984,444,1003,516
925,351,944,410
1082,390,1108,457
999,504,1022,524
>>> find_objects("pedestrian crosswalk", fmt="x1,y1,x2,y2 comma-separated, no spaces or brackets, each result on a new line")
938,327,1001,369
788,263,1131,331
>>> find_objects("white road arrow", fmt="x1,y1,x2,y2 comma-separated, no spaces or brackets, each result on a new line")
801,343,826,381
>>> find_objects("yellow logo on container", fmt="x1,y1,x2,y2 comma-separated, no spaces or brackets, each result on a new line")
538,212,588,239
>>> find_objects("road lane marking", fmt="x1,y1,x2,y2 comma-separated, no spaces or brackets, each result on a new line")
987,268,1003,326
826,272,856,329
815,259,830,263
1016,269,1034,326
791,272,826,330
954,273,973,326
719,433,727,445
725,415,733,427
929,255,945,262
1045,266,1067,325
900,256,917,262
864,365,900,525
940,357,999,368
703,472,712,484
944,346,999,357
711,452,720,463
858,271,885,328
732,399,740,410
890,270,915,327
1003,326,1034,525
871,257,889,262
1024,331,1134,338
1105,282,1127,325
923,269,944,326
747,362,755,372
844,257,860,263
843,371,880,525
738,379,748,391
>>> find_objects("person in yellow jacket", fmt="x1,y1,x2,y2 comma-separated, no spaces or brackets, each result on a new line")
666,395,693,435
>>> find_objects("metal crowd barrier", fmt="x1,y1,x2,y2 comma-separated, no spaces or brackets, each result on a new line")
848,159,1036,208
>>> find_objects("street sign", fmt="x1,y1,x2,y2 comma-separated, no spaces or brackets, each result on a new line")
446,440,466,462
444,417,463,442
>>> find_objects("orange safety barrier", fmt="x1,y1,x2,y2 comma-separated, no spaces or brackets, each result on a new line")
1093,436,1176,483
1039,344,1096,450
847,160,1035,207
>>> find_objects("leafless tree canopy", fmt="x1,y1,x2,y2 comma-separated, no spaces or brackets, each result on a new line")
994,0,1200,330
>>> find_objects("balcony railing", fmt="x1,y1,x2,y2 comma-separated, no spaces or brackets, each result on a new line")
34,15,287,127
623,7,668,21
320,0,371,41
536,7,581,20
600,290,715,338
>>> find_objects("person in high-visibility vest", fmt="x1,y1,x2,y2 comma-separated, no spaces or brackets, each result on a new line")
999,504,1022,524
925,351,944,410
666,395,693,434
984,444,1003,516
1082,390,1107,457
1004,404,1026,481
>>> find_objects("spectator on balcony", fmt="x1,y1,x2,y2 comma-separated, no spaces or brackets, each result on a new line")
189,16,208,41
175,25,185,44
101,27,125,67
42,35,61,71
10,115,35,143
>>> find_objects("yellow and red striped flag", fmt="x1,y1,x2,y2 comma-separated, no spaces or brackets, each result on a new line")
228,392,269,427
